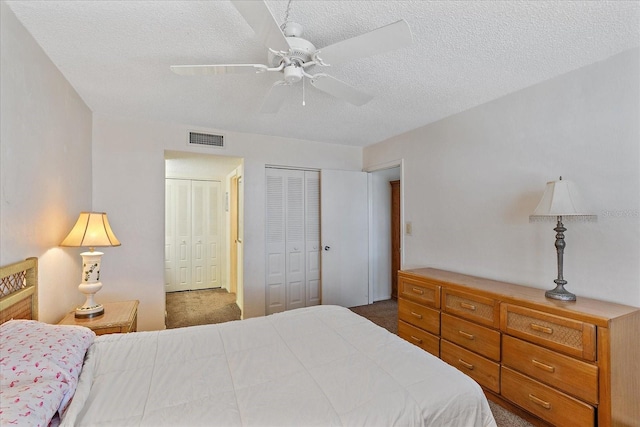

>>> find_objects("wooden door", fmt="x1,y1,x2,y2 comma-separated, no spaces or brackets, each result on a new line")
390,180,400,300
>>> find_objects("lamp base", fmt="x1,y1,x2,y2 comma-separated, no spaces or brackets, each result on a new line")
75,304,104,318
545,281,576,301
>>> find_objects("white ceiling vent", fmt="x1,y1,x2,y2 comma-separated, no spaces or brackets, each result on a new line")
188,131,224,148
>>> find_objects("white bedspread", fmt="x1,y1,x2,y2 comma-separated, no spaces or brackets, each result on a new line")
61,305,497,426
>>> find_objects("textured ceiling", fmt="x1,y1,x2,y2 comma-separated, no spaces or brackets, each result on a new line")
6,1,639,147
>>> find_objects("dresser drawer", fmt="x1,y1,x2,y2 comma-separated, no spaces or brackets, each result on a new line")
502,335,597,404
398,274,440,308
500,304,596,361
441,340,500,393
502,367,594,427
398,320,440,357
398,298,440,335
441,313,500,361
442,288,499,328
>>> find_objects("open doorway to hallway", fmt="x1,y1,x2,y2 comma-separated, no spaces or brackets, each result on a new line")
369,165,402,302
164,151,244,328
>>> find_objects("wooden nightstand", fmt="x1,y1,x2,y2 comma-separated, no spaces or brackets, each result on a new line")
58,300,139,335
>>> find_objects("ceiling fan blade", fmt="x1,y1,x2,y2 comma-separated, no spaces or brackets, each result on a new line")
231,0,290,52
310,74,373,106
317,19,412,66
170,64,268,76
260,81,290,113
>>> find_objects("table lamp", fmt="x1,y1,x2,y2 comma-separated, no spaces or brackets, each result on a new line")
529,177,596,301
61,212,121,318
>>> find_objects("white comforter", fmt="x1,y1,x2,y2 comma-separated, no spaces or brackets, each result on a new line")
61,305,497,426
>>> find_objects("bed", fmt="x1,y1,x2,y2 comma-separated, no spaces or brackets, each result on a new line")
0,258,497,426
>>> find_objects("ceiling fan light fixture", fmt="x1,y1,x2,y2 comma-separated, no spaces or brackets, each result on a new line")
284,65,303,83
170,0,412,112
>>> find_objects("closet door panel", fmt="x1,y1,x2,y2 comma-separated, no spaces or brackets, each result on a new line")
266,170,286,314
206,181,221,288
265,168,321,313
165,180,177,291
166,179,222,293
191,181,207,289
305,171,321,306
175,179,192,291
285,171,306,311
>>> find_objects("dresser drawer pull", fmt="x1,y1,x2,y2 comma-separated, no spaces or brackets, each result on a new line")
458,330,475,340
458,359,474,370
412,287,425,295
459,302,476,311
410,311,423,319
528,393,551,410
410,335,423,344
532,359,555,373
530,323,553,334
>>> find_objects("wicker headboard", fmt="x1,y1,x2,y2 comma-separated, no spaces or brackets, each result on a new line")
0,257,38,323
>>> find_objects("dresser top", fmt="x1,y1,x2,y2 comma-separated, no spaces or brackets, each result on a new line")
401,268,639,325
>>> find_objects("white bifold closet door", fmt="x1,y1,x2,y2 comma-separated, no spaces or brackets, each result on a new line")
266,168,320,314
165,179,222,292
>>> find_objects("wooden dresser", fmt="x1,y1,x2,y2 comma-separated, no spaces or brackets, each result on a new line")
397,268,640,427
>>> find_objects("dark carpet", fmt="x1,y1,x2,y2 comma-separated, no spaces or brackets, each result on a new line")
165,291,533,426
350,298,398,334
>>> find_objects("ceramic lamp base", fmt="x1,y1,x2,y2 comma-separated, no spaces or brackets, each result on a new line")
76,251,105,318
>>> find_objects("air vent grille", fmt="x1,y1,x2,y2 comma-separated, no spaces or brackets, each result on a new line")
189,132,224,148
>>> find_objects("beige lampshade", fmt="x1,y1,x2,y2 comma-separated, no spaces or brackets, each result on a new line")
60,212,121,248
530,178,596,219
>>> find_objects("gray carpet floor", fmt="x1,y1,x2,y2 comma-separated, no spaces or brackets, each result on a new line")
165,288,240,329
165,290,533,427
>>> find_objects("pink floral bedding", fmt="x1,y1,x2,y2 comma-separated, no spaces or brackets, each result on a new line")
0,320,95,426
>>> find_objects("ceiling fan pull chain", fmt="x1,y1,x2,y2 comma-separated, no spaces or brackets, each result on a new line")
302,75,306,106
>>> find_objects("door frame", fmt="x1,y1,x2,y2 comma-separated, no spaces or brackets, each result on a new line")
365,159,404,303
230,175,239,294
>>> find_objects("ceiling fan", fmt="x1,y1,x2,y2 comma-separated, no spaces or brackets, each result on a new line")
170,0,412,113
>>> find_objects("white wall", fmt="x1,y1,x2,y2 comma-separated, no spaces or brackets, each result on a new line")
364,48,640,307
92,114,363,330
0,2,93,323
165,152,242,180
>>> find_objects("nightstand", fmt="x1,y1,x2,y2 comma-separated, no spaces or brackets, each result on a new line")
58,300,139,335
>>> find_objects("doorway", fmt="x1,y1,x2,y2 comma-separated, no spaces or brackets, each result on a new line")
164,151,244,324
368,165,402,302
